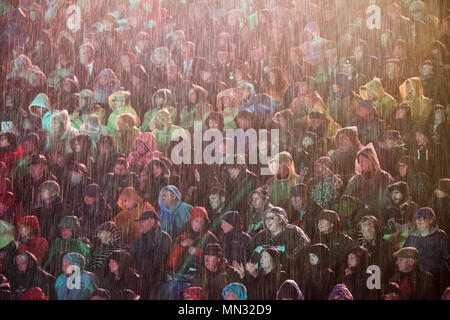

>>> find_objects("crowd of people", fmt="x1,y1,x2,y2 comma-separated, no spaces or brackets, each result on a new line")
0,0,449,300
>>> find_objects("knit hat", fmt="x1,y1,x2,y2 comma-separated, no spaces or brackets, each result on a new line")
0,220,15,250
203,243,224,258
414,207,436,220
189,206,210,223
393,247,419,260
20,287,48,300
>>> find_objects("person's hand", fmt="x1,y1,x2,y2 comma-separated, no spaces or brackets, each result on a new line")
233,261,245,279
180,239,193,248
188,246,197,255
245,262,257,277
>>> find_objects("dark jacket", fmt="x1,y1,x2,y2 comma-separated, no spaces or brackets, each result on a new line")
75,196,113,241
285,199,323,240
219,211,251,266
389,267,435,300
8,251,56,300
130,225,172,299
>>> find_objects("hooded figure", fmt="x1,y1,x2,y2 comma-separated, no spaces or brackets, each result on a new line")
0,191,24,229
216,88,240,130
168,207,218,274
43,215,91,277
222,282,248,300
399,77,432,128
158,185,193,239
105,90,140,135
219,211,251,266
297,243,336,300
328,284,353,300
328,126,364,184
55,252,99,300
245,186,274,236
179,84,212,130
141,88,178,132
128,132,165,170
313,210,356,276
90,221,128,274
100,249,141,300
360,77,398,126
45,110,79,154
267,152,300,207
28,93,59,133
344,143,394,216
16,215,48,264
93,69,121,106
326,73,356,127
113,113,141,155
6,54,46,89
113,187,156,245
9,251,55,300
250,206,311,274
276,279,304,300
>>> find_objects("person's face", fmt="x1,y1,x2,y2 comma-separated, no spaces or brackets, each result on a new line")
396,257,415,273
114,163,127,176
60,227,73,240
224,290,238,300
16,256,28,272
385,63,398,77
136,141,149,155
252,193,265,210
236,116,250,130
79,47,93,65
191,217,205,233
298,82,309,96
347,253,359,268
99,230,112,245
204,254,220,272
415,216,433,233
421,64,433,77
309,253,319,266
264,213,283,234
391,189,405,206
209,193,224,210
393,45,405,59
22,140,35,155
120,55,131,72
201,70,212,82
167,65,179,83
188,89,197,104
139,169,147,186
276,163,290,179
152,164,163,178
221,96,231,108
18,225,31,239
208,119,220,129
358,155,374,174
221,220,234,234
291,195,305,209
397,161,408,177
260,251,274,272
227,167,241,180
216,50,229,65
72,140,82,153
30,164,44,180
122,199,137,210
318,219,333,234
109,259,119,274
30,106,46,118
111,94,125,110
62,258,72,275
155,95,164,107
360,220,376,241
309,117,321,129
137,40,147,51
84,195,96,206
338,134,353,152
140,218,156,234
39,188,52,202
416,132,428,146
161,190,177,208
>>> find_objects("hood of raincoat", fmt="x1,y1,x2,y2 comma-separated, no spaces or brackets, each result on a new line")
399,77,424,101
117,187,144,211
356,143,382,173
335,126,363,150
332,73,352,98
385,181,412,207
15,250,40,274
359,215,383,244
346,245,369,273
158,185,182,212
237,82,256,105
216,88,238,111
28,93,51,116
51,110,71,131
268,152,299,181
58,216,81,238
309,243,331,267
222,282,248,300
133,131,158,153
149,109,172,132
317,210,341,233
276,279,304,300
360,77,387,100
105,250,133,278
96,221,121,246
108,90,132,112
17,215,41,237
63,252,86,271
328,284,353,300
152,88,174,109
94,68,120,90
